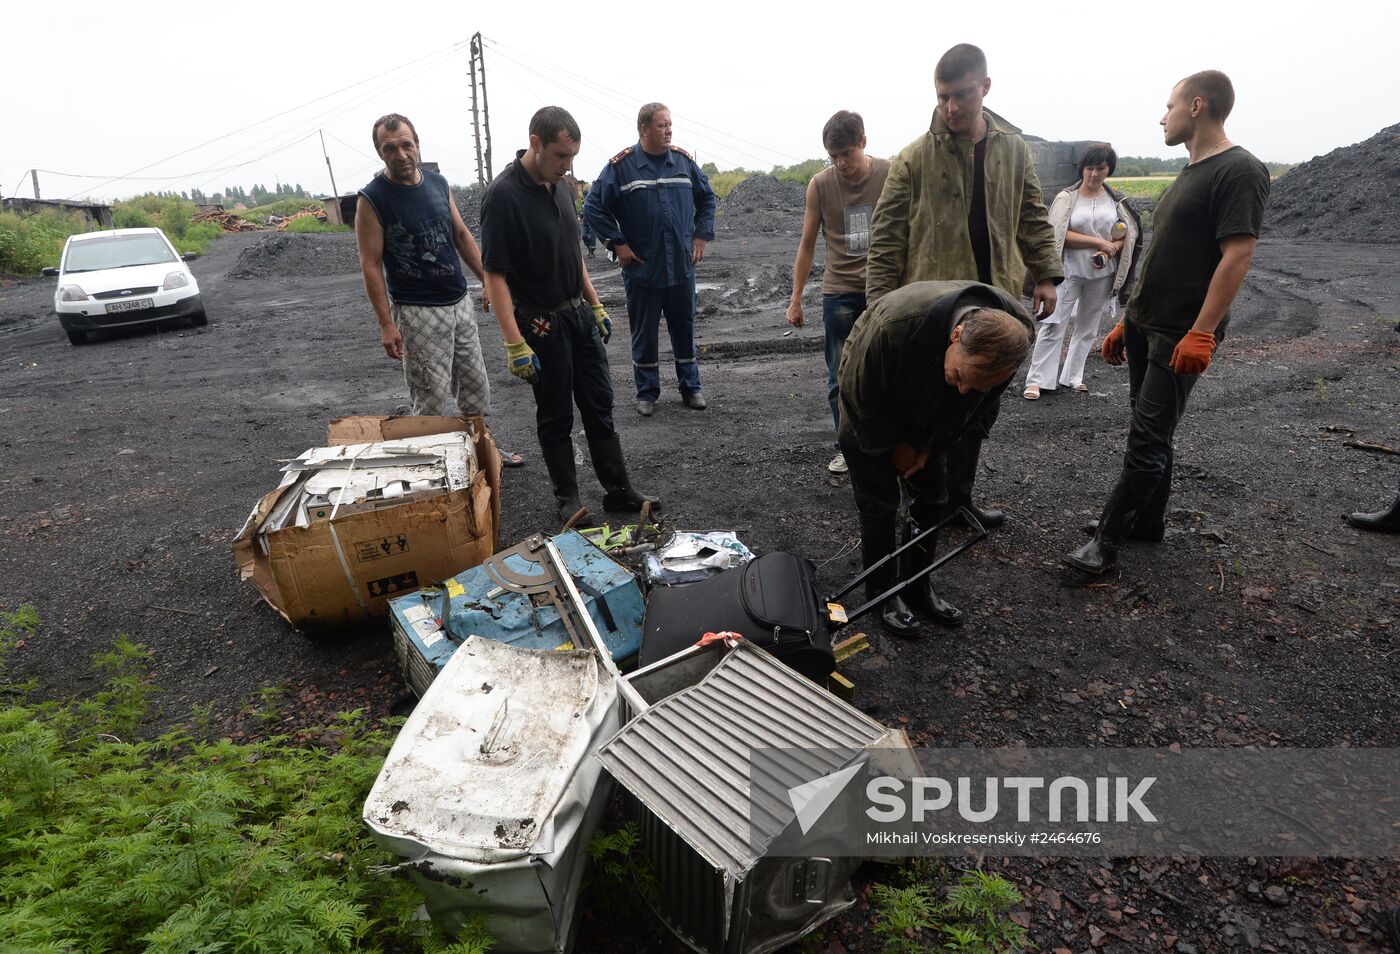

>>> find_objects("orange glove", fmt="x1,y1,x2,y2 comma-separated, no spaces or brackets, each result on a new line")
1169,330,1217,376
1101,321,1126,365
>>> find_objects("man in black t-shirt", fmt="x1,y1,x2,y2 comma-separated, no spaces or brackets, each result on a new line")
480,106,659,526
1066,70,1271,575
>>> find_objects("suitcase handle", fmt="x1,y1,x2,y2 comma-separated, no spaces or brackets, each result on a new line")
827,507,987,625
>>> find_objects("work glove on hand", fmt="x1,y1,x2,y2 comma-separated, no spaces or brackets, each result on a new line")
1169,330,1217,376
505,340,540,383
1101,321,1127,366
591,303,612,343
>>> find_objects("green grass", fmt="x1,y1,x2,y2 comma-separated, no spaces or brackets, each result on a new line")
0,208,87,274
1108,176,1175,201
286,216,349,234
709,171,749,199
0,195,225,275
0,607,494,953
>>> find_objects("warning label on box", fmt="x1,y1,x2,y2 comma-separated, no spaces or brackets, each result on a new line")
368,571,419,598
356,534,410,562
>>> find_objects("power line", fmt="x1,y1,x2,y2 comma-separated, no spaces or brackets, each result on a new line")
482,35,805,167
61,36,471,200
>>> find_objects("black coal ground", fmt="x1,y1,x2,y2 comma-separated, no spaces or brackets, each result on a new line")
0,187,1396,951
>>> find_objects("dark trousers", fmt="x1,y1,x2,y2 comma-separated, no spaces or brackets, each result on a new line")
623,274,700,400
840,439,949,528
519,302,616,448
1122,321,1200,481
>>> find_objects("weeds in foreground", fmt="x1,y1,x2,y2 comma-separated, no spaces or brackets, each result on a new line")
871,862,1027,954
0,607,492,952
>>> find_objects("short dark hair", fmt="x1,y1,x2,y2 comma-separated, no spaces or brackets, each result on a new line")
1178,70,1236,121
822,111,865,151
935,44,987,84
1078,142,1118,177
372,113,418,151
637,102,668,132
957,308,1031,375
530,106,581,146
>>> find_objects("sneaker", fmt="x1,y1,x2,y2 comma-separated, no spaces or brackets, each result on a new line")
635,399,655,417
828,452,849,474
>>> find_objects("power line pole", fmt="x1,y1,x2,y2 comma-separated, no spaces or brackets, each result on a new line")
32,169,40,200
319,130,340,198
468,33,493,187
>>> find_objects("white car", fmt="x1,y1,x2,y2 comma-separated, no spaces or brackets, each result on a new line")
44,227,206,345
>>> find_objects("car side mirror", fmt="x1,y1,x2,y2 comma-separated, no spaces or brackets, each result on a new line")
42,267,59,277
182,252,199,261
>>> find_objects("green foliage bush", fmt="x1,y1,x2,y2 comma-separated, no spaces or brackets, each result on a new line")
709,171,749,199
772,158,828,186
0,608,493,953
0,209,85,275
870,863,1027,954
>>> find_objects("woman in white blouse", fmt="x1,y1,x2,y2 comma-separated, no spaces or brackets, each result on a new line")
1024,143,1141,399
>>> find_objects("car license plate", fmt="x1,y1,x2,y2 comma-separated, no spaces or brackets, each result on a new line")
106,298,154,314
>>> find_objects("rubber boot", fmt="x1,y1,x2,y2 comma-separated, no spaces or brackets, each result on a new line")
1083,455,1171,542
589,434,663,513
859,514,919,637
1064,473,1159,574
902,517,965,627
945,437,1005,529
541,441,586,527
1348,492,1400,533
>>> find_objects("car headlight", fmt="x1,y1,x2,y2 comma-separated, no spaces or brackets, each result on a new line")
162,271,190,290
58,284,88,302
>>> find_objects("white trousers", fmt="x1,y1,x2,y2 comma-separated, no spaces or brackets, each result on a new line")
1025,275,1114,390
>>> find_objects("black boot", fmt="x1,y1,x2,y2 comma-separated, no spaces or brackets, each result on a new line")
1349,492,1400,533
541,441,587,527
1083,456,1171,542
859,514,919,637
1064,473,1159,574
902,517,965,626
947,498,1006,530
945,436,1005,529
589,434,662,513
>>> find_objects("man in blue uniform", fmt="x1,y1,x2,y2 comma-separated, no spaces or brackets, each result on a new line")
584,103,717,417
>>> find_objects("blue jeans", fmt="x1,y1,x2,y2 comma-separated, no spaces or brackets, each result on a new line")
823,292,865,440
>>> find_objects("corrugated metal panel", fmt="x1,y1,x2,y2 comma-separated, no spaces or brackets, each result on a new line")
599,641,888,877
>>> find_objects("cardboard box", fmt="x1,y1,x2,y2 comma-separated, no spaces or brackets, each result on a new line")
234,416,501,632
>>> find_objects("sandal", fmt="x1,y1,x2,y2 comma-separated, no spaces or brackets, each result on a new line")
1022,385,1041,401
1071,383,1089,393
498,448,526,468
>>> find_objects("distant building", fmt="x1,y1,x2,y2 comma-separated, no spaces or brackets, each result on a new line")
1,197,113,229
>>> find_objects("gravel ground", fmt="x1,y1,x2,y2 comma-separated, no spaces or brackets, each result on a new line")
1,155,1397,950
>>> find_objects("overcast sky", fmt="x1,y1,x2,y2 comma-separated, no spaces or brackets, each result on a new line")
5,0,1396,204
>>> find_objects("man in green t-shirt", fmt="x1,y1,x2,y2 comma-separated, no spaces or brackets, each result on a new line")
1066,70,1270,575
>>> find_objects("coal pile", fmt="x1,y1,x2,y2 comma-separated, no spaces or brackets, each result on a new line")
228,233,361,280
717,174,806,237
1264,123,1400,243
451,183,485,234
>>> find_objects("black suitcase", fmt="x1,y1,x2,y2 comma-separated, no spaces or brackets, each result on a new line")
642,550,833,681
641,509,989,682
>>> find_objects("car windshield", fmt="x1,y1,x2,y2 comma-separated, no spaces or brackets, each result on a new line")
64,233,177,273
